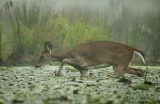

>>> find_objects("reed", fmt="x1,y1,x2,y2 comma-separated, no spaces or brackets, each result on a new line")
0,0,13,63
0,0,159,64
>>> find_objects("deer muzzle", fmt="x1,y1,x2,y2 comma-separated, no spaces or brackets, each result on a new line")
35,64,41,68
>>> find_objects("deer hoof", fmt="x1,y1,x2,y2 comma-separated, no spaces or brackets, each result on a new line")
136,69,144,77
55,70,62,77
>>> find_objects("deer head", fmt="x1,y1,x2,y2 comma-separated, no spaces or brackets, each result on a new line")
35,42,54,68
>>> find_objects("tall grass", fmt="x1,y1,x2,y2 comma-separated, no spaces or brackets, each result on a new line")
106,8,160,63
0,0,13,63
147,11,160,62
1,0,160,64
4,1,107,63
62,19,107,48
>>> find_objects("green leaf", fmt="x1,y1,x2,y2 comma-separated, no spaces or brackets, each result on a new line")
130,84,150,90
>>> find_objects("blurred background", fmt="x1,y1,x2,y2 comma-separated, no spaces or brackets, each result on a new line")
0,0,160,66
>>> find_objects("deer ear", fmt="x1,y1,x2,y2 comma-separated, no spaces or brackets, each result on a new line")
44,42,52,51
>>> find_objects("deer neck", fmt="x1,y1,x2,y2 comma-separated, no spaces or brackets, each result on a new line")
51,50,68,61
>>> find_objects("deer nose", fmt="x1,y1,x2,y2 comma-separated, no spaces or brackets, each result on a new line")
35,64,41,68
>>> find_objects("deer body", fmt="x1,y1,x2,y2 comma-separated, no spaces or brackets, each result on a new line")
36,41,145,77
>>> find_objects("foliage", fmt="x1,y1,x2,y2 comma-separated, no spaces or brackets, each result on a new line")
0,0,13,63
4,1,107,60
62,19,107,49
0,66,160,104
0,0,160,64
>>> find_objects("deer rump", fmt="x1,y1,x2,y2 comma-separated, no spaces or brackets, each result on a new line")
60,41,145,77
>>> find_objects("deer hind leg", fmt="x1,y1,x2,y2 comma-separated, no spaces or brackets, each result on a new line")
125,66,144,77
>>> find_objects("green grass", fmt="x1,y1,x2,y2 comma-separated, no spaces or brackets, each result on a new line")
4,1,108,60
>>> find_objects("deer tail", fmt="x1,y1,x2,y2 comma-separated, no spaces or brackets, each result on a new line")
134,49,145,64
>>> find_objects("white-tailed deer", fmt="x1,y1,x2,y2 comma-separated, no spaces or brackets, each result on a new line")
36,41,145,77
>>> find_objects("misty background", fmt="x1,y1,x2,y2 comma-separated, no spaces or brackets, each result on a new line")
0,0,160,66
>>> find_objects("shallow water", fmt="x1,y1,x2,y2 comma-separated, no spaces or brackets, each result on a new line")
0,66,160,104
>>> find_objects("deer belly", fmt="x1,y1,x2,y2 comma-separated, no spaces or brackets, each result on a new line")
87,63,111,69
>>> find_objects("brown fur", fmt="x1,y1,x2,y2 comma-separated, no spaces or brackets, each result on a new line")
36,41,145,77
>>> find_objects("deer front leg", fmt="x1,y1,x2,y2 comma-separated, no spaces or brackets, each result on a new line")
113,64,127,78
71,65,90,78
79,69,89,77
55,58,84,77
55,62,64,77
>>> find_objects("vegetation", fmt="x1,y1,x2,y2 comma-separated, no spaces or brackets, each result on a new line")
0,1,159,103
0,0,160,65
0,0,13,63
0,66,160,104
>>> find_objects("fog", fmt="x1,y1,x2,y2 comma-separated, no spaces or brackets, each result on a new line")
1,0,159,12
1,0,160,22
0,0,160,63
